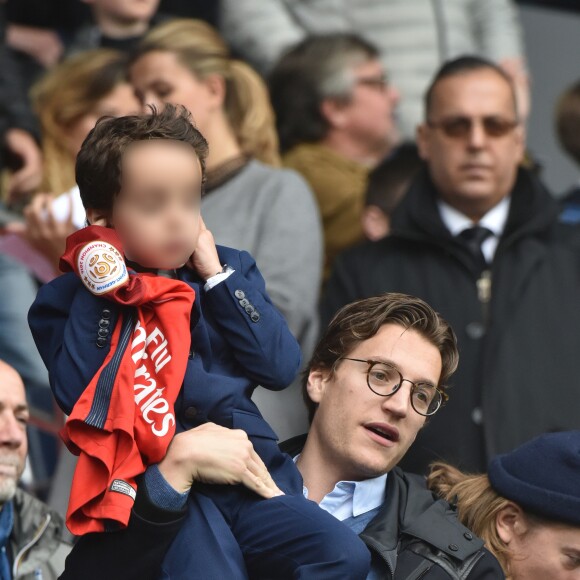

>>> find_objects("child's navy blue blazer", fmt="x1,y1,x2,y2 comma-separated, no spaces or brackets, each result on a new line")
28,245,302,485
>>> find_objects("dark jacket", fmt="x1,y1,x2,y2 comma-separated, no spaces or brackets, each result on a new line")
322,168,580,473
282,436,503,580
361,471,501,579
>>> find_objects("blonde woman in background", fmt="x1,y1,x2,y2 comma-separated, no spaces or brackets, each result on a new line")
5,49,141,274
428,431,580,580
129,19,324,439
32,48,139,199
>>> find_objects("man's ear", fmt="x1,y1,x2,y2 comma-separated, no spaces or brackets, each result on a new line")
320,98,348,130
306,368,330,404
496,502,528,544
86,208,110,227
416,123,431,161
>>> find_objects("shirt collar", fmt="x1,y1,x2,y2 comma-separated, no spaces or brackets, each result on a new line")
351,473,388,517
314,474,388,520
437,195,511,238
298,468,387,521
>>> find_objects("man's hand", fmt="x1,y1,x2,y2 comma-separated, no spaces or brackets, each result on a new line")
157,423,284,498
187,217,222,280
5,129,43,201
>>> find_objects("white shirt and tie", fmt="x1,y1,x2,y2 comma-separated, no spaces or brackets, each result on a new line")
437,196,511,263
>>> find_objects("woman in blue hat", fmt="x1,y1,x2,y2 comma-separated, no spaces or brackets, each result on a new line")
428,431,580,580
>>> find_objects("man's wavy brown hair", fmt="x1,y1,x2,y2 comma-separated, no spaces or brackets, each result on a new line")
303,293,458,421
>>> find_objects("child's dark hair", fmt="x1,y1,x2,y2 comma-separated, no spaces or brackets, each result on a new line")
76,104,209,212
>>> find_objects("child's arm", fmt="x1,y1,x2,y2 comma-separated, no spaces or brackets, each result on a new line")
202,246,302,389
28,272,115,414
187,221,301,388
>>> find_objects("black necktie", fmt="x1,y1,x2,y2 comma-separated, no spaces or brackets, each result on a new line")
458,226,493,274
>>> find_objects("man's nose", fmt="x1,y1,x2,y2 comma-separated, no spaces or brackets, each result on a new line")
467,119,487,149
381,382,411,418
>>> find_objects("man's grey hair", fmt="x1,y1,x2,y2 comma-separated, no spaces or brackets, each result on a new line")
269,33,380,152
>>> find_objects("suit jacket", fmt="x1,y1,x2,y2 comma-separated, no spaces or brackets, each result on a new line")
29,245,302,484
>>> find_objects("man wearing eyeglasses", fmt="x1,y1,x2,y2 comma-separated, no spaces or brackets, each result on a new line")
323,55,580,475
283,292,502,579
269,34,400,281
57,293,504,579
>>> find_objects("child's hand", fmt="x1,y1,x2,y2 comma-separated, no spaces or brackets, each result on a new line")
187,217,223,281
157,423,284,498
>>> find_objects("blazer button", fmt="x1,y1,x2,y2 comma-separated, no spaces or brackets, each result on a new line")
96,337,107,348
101,309,111,319
99,319,110,329
239,298,249,308
234,290,245,299
245,304,255,314
184,406,198,419
97,328,109,338
250,312,260,323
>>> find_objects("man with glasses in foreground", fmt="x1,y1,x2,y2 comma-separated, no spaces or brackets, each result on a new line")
323,55,580,474
285,292,502,578
60,293,504,579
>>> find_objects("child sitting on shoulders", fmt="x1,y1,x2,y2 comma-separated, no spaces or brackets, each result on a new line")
29,105,370,579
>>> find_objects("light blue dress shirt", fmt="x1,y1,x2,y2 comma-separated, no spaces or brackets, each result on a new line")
300,465,388,580
303,475,388,521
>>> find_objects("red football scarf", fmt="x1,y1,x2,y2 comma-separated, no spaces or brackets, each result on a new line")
59,226,195,535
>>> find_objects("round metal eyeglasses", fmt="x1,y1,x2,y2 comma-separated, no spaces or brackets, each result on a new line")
340,358,448,416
